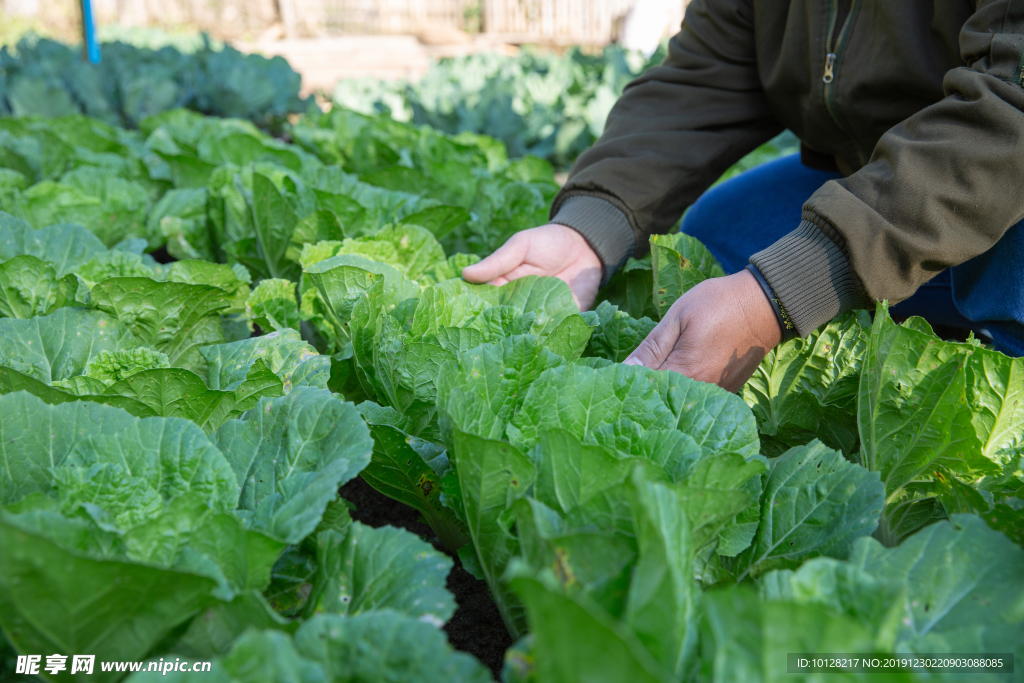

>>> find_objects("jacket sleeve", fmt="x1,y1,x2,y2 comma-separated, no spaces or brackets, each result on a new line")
551,0,782,283
752,0,1024,336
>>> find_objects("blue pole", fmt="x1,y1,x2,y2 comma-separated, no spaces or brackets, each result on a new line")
80,0,101,64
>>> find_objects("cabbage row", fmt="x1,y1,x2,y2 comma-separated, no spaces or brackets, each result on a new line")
333,45,802,172
0,35,309,129
334,45,659,168
0,105,1020,683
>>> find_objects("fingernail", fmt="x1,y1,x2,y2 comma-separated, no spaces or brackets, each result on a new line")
623,357,644,367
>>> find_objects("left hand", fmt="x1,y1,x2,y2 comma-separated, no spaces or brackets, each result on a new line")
623,270,783,392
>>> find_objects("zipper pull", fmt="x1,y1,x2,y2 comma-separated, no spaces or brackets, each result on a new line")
822,53,837,84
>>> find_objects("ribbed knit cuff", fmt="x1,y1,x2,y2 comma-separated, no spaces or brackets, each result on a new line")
551,195,636,286
749,220,870,337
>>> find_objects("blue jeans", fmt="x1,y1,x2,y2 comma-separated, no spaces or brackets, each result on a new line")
680,154,1024,356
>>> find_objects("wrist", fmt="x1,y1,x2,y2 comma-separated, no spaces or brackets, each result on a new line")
549,222,602,269
549,195,635,285
742,266,789,347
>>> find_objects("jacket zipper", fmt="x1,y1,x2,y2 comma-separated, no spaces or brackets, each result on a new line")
1016,43,1024,86
822,0,857,137
822,0,853,83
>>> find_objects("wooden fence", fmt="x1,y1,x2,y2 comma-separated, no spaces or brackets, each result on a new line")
302,0,476,36
483,0,637,45
2,0,685,45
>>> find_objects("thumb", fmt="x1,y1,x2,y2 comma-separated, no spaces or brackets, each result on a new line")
462,235,528,284
624,319,676,370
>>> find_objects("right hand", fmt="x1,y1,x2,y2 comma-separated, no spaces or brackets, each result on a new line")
461,224,603,311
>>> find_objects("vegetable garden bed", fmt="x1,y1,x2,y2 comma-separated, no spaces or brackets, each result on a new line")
0,59,1020,683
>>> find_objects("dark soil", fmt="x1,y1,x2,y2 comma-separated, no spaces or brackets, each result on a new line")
339,476,513,680
148,246,175,264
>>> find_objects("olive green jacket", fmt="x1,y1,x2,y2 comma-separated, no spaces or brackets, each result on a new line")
551,0,1024,336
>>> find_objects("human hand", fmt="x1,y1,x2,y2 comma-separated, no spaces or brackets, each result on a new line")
462,224,603,311
624,269,783,392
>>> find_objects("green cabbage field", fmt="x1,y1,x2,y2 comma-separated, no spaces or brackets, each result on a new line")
0,34,310,128
0,63,1021,683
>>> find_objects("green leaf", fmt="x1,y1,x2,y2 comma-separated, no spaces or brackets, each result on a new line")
881,494,948,548
306,253,418,332
585,301,657,363
463,305,532,342
0,365,135,415
127,508,285,598
312,522,455,625
20,170,150,247
82,347,171,383
348,277,421,403
675,453,765,553
650,233,724,318
250,171,300,281
0,519,219,681
172,590,293,659
512,492,637,619
510,363,676,450
246,278,300,332
213,388,372,544
543,313,597,361
624,475,699,677
451,428,535,637
742,312,869,456
701,585,906,683
49,427,236,525
733,441,884,580
264,544,320,617
104,368,234,428
857,304,990,540
759,557,905,652
216,628,323,682
150,187,213,260
407,279,493,338
437,335,566,442
964,344,1024,468
157,152,219,190
361,314,444,428
532,429,633,514
358,402,468,552
597,255,658,321
850,514,1024,661
101,361,283,432
0,391,293,672
289,210,345,263
294,612,493,683
584,422,696,484
0,211,108,276
339,223,446,281
933,467,992,517
419,252,481,286
166,260,252,315
0,255,78,318
402,205,471,240
715,483,763,558
982,503,1024,548
653,368,761,461
89,277,231,372
298,240,342,269
74,249,157,287
494,275,579,336
0,307,138,383
508,567,674,683
129,627,321,683
200,329,326,392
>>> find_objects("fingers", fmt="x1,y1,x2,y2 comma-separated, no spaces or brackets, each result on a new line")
462,234,528,284
562,263,602,312
624,317,677,370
